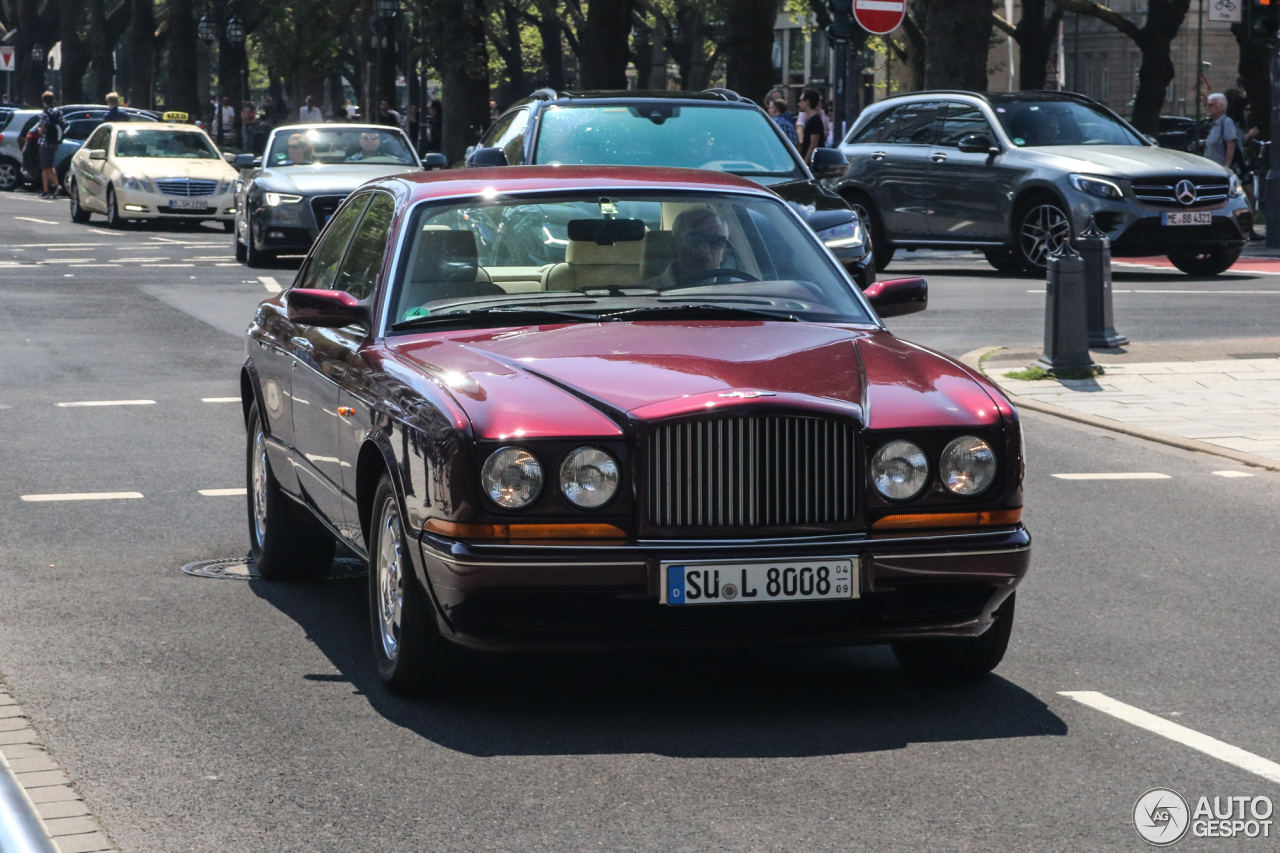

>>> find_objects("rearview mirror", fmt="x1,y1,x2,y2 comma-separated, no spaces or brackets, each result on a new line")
88,149,107,161
864,277,927,318
567,218,646,244
234,153,260,169
423,152,448,170
287,288,371,328
957,133,997,154
809,147,850,180
466,147,508,168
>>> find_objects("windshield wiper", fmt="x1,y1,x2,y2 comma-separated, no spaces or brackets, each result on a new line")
600,304,796,323
390,306,603,332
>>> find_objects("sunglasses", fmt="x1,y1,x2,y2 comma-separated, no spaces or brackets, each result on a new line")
680,231,730,250
287,143,306,148
361,135,380,140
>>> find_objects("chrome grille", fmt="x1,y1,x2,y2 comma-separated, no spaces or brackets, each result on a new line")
1130,175,1229,208
155,178,217,197
646,416,856,528
310,195,345,227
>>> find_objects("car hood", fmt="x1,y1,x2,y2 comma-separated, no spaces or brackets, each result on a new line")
387,322,1003,439
256,164,421,195
115,158,237,181
1012,145,1230,177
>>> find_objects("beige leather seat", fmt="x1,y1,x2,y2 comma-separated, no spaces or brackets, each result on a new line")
543,238,644,291
639,231,675,281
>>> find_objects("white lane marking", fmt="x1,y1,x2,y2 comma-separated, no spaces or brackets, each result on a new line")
110,258,170,263
259,276,282,293
56,399,156,407
1061,691,1280,785
148,236,189,243
1213,470,1255,478
215,262,240,266
1052,472,1172,480
141,263,195,268
202,397,240,403
14,216,58,225
45,247,95,252
21,492,144,502
1029,288,1280,294
199,488,246,496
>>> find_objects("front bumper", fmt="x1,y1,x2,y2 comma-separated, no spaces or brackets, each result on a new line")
248,197,327,253
117,187,235,220
1067,190,1250,257
413,525,1030,651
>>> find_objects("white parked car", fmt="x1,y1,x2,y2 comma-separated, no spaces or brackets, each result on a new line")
65,117,238,229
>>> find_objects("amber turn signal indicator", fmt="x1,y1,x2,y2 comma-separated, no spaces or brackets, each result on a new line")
871,508,1022,530
424,519,627,539
337,407,355,417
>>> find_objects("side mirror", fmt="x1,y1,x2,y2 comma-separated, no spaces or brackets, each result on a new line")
809,147,849,180
234,153,260,169
864,276,927,318
88,149,107,161
423,152,448,170
223,151,236,165
957,133,996,154
466,147,509,168
287,288,371,328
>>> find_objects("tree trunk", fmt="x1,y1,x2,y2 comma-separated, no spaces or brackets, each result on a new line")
1014,0,1064,90
88,0,115,100
923,0,992,90
1232,21,1270,141
531,0,565,91
129,0,154,108
17,0,45,104
723,0,779,105
499,0,527,105
577,0,634,89
1131,34,1176,134
60,0,88,105
431,0,489,163
166,0,198,115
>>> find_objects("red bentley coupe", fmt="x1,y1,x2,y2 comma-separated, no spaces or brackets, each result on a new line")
241,165,1029,694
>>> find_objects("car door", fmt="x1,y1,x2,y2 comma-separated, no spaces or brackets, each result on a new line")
927,102,1019,241
873,101,946,240
75,125,111,210
288,193,373,533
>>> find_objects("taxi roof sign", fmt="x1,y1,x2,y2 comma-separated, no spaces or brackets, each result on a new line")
162,111,189,122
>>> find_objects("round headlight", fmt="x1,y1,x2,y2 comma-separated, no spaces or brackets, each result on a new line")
480,447,543,509
871,439,929,500
559,447,619,509
940,436,997,496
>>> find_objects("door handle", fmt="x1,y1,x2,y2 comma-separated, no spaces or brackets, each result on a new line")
931,153,948,163
870,151,886,160
290,336,314,353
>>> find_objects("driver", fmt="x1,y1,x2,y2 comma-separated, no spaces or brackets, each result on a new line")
642,207,730,290
284,133,314,164
345,131,383,161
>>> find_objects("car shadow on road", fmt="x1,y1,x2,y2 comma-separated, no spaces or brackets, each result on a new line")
250,576,1068,759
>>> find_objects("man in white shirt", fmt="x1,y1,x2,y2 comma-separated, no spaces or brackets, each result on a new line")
299,96,323,124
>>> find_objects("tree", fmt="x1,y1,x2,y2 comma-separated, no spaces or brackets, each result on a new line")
722,0,779,104
576,0,634,88
128,0,155,108
60,0,89,104
993,0,1064,90
166,0,198,114
923,0,991,89
1231,22,1270,141
1052,0,1192,133
427,0,490,162
89,0,132,101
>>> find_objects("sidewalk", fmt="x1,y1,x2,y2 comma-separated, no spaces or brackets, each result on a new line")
972,338,1280,470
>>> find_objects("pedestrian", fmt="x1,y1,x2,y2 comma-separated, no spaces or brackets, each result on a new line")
35,91,66,198
426,100,442,152
767,98,798,146
330,106,349,123
299,95,323,124
240,101,258,151
217,96,235,146
102,92,126,123
1204,93,1238,170
797,88,825,163
823,101,834,146
405,104,422,153
378,98,401,128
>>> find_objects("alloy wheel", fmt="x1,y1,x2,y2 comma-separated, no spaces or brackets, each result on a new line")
376,497,405,661
1019,203,1071,268
0,161,17,191
251,425,269,550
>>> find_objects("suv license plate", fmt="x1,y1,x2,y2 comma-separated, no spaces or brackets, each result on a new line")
1162,211,1211,226
168,199,206,210
661,559,855,606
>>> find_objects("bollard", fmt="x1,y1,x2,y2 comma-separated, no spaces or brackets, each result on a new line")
1075,218,1129,348
1038,241,1095,371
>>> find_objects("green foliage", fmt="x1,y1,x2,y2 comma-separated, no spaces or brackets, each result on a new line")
253,0,343,82
1004,364,1104,381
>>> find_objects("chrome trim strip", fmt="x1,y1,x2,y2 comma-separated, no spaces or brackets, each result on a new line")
872,546,1031,560
427,554,646,568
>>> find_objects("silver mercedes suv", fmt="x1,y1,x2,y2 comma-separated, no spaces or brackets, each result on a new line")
833,91,1252,276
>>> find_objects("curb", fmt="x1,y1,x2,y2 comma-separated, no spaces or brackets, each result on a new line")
960,346,1280,474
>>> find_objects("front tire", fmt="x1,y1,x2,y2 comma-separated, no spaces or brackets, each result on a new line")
1167,249,1240,276
0,158,20,191
1015,198,1071,272
246,401,336,580
68,180,90,223
891,592,1016,679
222,220,234,233
105,186,128,229
368,473,447,695
983,248,1022,274
845,192,894,272
244,211,276,267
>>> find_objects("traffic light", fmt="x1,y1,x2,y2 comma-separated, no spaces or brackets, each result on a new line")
1250,0,1280,44
826,0,856,41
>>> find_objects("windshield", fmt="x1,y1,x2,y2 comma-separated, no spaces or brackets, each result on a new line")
114,128,219,159
265,127,417,166
534,105,804,184
386,191,872,329
990,97,1145,147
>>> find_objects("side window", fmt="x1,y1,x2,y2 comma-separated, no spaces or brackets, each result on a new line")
296,195,371,292
496,109,530,164
883,101,944,145
481,112,518,150
846,108,896,145
86,126,111,150
333,193,396,301
937,103,994,147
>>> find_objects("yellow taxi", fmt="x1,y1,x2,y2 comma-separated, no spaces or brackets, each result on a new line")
65,113,238,229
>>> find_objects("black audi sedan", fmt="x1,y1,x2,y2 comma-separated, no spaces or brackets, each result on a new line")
465,89,875,290
231,124,439,267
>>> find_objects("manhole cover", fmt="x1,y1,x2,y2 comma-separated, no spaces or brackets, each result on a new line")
181,555,366,580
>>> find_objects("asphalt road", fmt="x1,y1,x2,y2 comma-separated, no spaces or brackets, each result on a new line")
1,189,1278,851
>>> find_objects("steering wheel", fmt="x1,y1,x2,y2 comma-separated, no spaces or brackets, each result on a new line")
674,268,761,285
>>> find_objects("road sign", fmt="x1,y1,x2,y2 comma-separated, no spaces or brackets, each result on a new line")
1209,0,1242,23
0,47,14,73
853,0,906,34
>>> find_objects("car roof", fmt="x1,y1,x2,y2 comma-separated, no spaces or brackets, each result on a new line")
508,88,756,111
268,123,408,133
110,121,211,131
877,89,1101,108
396,165,774,203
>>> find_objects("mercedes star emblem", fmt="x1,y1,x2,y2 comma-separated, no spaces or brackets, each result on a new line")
1175,179,1197,206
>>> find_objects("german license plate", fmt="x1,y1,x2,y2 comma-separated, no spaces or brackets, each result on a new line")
661,559,855,605
168,199,205,210
1162,211,1211,226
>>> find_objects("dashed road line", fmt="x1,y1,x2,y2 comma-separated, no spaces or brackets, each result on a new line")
201,397,240,403
258,276,282,293
1052,472,1172,480
55,400,155,408
1213,470,1255,478
45,247,95,252
1061,691,1280,785
14,216,58,225
199,488,246,496
140,263,195,268
21,492,144,502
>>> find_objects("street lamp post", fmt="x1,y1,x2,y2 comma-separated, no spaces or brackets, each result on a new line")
31,44,44,95
198,3,245,149
373,0,399,121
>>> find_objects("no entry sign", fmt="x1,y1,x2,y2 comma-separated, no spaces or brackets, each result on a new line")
854,0,906,35
0,47,14,73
